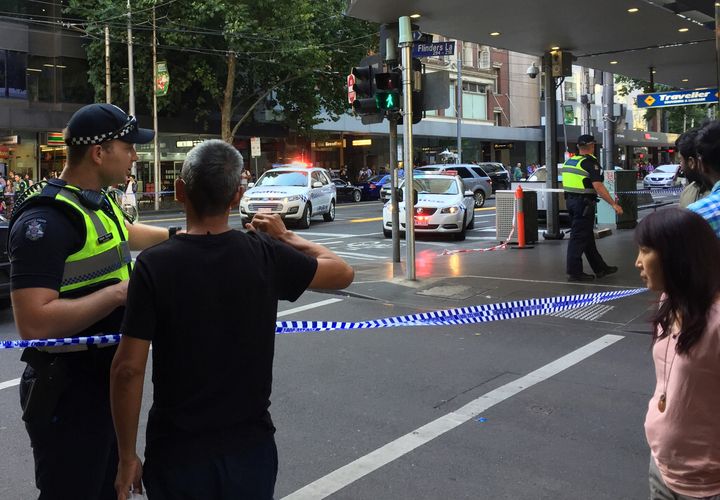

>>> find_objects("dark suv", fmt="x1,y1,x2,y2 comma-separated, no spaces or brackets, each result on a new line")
475,162,511,193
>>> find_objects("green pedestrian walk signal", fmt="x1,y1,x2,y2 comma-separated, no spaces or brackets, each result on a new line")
374,72,401,111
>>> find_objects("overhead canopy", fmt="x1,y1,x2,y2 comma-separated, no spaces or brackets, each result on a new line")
345,0,717,89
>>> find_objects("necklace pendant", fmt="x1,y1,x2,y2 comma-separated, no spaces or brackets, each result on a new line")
658,394,666,413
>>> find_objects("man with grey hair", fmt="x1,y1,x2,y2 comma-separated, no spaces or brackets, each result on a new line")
110,139,354,499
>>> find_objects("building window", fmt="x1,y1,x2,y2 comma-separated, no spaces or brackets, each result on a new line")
0,50,28,99
60,57,93,103
494,111,502,126
478,48,490,69
463,42,474,67
494,67,501,93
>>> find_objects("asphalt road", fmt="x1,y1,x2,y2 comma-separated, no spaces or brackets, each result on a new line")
0,196,659,499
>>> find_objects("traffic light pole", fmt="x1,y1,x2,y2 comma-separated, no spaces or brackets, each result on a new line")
399,16,415,280
389,115,400,263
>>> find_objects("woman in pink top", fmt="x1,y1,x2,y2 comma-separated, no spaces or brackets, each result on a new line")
635,207,720,500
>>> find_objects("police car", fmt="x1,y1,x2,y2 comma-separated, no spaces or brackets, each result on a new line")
240,165,336,229
382,171,475,241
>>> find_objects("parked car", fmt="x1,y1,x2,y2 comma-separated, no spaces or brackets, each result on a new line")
415,164,491,207
239,166,336,229
382,172,475,240
643,164,684,189
332,178,363,203
0,215,9,300
358,174,391,201
476,162,511,192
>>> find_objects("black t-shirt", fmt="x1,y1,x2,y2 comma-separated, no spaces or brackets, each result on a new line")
9,201,126,338
121,229,318,459
579,155,604,190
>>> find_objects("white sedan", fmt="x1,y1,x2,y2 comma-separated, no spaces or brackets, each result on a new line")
382,173,475,240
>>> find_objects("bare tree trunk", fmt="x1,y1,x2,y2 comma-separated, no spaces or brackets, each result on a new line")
221,53,236,143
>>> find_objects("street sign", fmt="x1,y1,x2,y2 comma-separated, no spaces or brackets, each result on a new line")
347,73,356,104
412,41,455,58
250,137,261,157
637,88,718,108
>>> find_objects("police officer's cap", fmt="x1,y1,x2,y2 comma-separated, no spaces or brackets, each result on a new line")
577,134,596,146
64,103,155,146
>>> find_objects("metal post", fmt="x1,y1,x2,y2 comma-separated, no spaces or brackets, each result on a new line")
456,39,462,164
126,0,135,117
399,16,415,280
389,116,401,262
580,67,590,135
152,2,160,211
104,25,111,103
602,71,615,171
543,54,562,239
385,34,401,264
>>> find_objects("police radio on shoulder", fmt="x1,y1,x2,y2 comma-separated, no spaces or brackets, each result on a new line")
168,226,182,237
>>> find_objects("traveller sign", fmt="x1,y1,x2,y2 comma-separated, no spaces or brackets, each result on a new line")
412,41,455,58
637,88,718,108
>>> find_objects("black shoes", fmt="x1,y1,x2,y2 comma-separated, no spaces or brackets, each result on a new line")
567,273,595,282
595,266,618,279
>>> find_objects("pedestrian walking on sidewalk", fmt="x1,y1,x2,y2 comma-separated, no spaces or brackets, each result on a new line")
635,207,720,500
8,103,171,499
561,134,623,282
110,140,354,500
687,120,720,237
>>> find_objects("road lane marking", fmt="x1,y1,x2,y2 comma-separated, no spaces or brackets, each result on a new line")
0,378,20,391
282,334,624,500
0,299,345,393
333,251,385,261
474,207,496,212
277,298,344,317
350,217,383,223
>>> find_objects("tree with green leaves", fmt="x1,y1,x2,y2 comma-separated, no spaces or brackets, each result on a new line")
66,0,376,141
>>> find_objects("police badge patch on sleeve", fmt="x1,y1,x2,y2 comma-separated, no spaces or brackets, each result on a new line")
24,218,47,241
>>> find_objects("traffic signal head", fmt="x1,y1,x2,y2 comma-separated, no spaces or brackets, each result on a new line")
374,72,401,111
351,66,374,99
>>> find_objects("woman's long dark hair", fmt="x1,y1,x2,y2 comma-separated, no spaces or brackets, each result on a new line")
635,208,720,354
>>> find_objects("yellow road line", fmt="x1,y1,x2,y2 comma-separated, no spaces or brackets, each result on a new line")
474,207,496,212
350,217,383,223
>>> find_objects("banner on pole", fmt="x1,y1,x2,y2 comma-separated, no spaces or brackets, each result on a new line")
155,61,170,96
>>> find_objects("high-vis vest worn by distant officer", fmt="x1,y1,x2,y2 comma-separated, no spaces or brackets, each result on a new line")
10,180,132,294
561,155,597,195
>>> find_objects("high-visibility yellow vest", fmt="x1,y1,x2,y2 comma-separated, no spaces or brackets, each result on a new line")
11,182,132,294
561,155,597,195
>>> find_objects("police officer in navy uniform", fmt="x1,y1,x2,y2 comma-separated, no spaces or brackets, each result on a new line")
561,134,623,282
9,103,175,499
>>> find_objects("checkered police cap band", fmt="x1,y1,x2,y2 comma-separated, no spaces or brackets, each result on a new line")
66,116,138,146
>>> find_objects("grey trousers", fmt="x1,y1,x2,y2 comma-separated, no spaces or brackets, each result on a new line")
650,456,720,500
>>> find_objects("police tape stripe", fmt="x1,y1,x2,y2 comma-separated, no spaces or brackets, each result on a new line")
0,288,647,350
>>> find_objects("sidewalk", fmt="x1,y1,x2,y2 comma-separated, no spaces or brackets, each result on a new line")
346,224,655,334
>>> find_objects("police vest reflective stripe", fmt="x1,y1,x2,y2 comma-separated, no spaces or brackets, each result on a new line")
561,155,596,195
20,184,132,293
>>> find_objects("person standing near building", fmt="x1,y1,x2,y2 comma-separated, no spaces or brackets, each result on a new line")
9,103,173,499
676,129,712,208
122,174,138,211
561,134,623,282
110,140,353,499
513,163,523,181
635,208,720,500
688,121,720,237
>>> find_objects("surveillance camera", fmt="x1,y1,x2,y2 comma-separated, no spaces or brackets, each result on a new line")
527,63,539,79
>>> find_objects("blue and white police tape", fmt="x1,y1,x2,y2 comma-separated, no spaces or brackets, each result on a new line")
0,288,647,349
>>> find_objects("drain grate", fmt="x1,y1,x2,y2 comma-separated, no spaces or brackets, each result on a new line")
548,304,614,321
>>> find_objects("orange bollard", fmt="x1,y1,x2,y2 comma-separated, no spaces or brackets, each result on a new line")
512,185,534,250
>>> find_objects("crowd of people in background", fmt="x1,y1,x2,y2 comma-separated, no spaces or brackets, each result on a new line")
0,170,61,217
